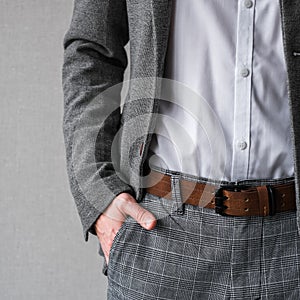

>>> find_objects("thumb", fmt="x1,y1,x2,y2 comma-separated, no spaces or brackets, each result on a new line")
118,196,157,230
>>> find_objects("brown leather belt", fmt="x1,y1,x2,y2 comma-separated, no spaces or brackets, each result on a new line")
145,171,296,217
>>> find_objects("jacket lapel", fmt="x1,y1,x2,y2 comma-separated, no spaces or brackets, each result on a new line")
279,0,300,163
279,0,300,230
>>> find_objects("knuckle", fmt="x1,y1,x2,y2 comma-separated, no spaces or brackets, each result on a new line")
116,198,127,211
117,192,132,201
115,195,133,210
136,207,147,221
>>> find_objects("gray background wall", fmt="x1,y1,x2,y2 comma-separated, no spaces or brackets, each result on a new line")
0,1,130,299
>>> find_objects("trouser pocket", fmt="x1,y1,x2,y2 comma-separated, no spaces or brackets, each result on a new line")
97,218,129,276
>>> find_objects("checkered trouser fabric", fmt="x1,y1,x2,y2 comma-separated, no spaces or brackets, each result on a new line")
102,191,300,300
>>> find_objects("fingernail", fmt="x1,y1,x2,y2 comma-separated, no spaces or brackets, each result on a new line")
145,217,154,224
145,217,156,228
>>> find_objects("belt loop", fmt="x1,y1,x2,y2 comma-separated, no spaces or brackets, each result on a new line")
257,186,270,216
171,174,185,215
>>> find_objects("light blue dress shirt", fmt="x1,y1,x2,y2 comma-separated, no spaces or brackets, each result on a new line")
148,0,294,181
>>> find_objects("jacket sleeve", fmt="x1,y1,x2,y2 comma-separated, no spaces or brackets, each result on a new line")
62,0,133,242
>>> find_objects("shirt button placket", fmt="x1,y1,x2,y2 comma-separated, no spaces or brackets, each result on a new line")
231,0,255,179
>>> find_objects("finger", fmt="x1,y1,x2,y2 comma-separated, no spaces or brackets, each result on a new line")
101,193,133,223
104,252,109,264
118,198,157,230
99,238,110,263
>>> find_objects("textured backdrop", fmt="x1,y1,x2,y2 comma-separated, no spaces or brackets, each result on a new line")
0,1,132,299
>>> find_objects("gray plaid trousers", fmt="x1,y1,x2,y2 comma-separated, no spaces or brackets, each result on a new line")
98,175,300,299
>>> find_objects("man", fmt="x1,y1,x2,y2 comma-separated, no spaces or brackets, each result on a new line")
62,0,300,299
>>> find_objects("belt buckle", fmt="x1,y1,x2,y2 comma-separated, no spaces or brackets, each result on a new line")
214,183,248,216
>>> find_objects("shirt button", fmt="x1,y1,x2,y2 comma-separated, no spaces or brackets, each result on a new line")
237,141,247,150
240,68,250,78
244,0,253,8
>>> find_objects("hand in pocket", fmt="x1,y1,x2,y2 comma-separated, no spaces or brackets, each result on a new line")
94,192,157,263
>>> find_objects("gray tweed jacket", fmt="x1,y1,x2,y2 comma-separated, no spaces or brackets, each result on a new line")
62,0,300,242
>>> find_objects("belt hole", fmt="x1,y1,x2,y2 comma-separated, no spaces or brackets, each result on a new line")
245,208,249,212
211,200,215,205
281,193,286,198
281,202,286,208
245,198,249,202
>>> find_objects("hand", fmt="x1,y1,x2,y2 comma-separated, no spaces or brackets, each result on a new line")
94,192,157,264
